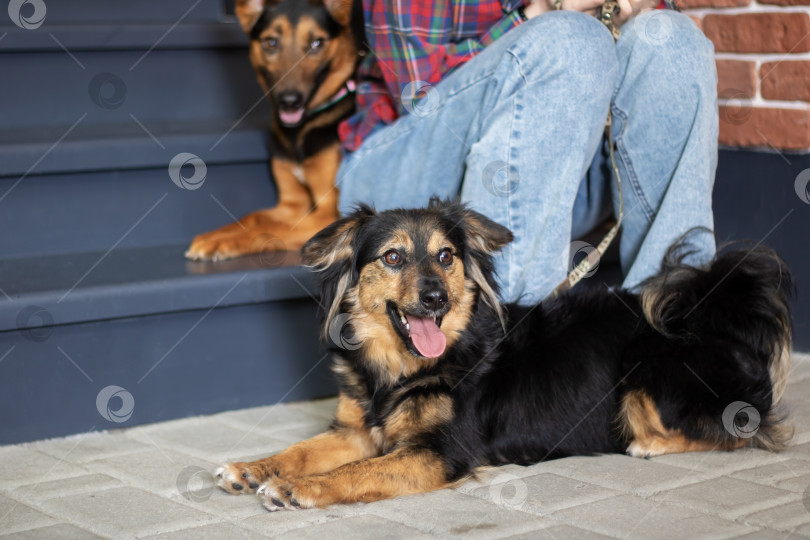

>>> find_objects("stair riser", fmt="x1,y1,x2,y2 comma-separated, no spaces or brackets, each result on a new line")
0,299,335,445
0,48,269,132
0,162,276,259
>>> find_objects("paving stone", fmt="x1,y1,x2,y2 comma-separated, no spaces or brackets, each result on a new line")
536,453,713,497
466,472,619,516
729,459,807,487
653,476,795,520
125,418,287,464
30,431,152,464
274,514,434,540
286,397,339,421
34,486,219,538
211,402,332,437
83,449,217,498
11,473,122,502
787,400,810,445
238,501,367,536
788,354,810,384
552,493,756,539
776,471,810,494
197,489,276,520
0,493,58,536
0,446,88,489
734,529,808,540
784,442,810,462
653,448,789,476
365,489,548,538
794,520,810,537
509,523,616,539
455,464,544,495
740,499,810,531
139,521,267,539
0,523,104,539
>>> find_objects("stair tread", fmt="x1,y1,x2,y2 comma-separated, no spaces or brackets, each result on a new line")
0,244,317,332
0,119,271,177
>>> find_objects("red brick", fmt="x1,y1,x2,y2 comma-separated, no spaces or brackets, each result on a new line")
717,60,757,99
759,0,810,6
703,13,810,53
675,0,749,8
760,61,810,102
719,106,810,150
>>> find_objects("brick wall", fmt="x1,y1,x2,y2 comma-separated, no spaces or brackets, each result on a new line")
678,0,810,151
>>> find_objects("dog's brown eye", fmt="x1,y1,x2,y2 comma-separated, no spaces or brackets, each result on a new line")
383,250,402,266
438,249,453,265
260,37,279,52
310,38,325,50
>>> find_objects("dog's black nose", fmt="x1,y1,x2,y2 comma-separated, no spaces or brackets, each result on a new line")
420,288,448,311
278,91,304,110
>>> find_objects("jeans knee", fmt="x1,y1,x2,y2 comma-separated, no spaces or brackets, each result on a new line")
512,11,618,95
621,11,716,91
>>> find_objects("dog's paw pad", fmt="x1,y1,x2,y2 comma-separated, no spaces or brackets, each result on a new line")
215,463,259,495
258,482,296,511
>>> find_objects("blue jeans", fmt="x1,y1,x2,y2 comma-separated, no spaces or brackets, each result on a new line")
337,10,718,304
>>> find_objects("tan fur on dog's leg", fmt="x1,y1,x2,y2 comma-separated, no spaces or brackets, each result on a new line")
259,448,449,509
185,150,340,260
216,396,377,495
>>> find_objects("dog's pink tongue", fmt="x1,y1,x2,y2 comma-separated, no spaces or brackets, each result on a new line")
280,108,305,126
406,314,446,358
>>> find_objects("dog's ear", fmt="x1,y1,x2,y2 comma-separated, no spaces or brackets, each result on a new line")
234,0,265,35
460,210,513,256
324,0,353,26
432,199,513,255
435,200,513,328
301,205,374,270
302,205,375,338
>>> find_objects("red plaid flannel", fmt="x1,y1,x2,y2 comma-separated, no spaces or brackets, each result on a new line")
339,0,530,152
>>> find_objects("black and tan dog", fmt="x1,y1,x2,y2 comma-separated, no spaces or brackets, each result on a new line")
215,199,793,510
186,0,358,261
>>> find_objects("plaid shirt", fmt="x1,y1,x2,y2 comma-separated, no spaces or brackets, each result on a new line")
339,0,529,152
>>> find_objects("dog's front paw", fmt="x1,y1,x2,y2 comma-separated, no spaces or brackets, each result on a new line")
257,478,323,511
215,462,262,495
186,230,252,261
626,440,659,459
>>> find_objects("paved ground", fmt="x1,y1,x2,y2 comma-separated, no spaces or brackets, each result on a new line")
2,353,810,539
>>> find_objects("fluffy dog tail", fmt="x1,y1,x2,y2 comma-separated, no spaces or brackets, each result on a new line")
639,235,794,451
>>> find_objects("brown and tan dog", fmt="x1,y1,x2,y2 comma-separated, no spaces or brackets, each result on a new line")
186,0,358,261
214,200,792,511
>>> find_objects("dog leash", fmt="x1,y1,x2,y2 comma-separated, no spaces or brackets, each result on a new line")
550,2,624,297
